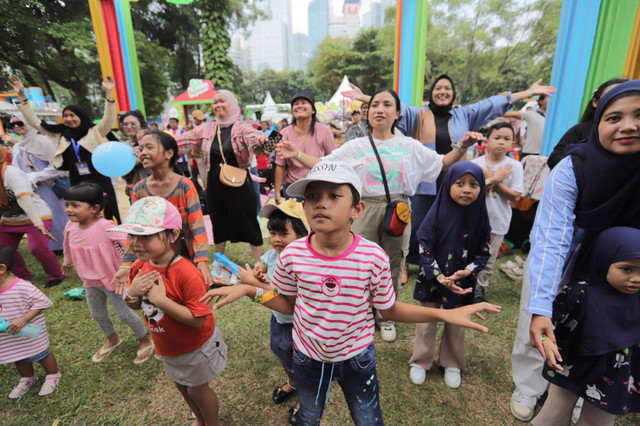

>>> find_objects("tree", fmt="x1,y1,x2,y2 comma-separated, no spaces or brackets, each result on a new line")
237,69,313,105
0,0,102,112
307,37,353,100
134,31,172,118
424,0,561,103
198,0,262,89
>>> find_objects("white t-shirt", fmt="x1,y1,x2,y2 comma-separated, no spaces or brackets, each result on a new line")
322,133,444,197
271,233,395,362
1,165,52,225
472,156,524,235
521,110,545,155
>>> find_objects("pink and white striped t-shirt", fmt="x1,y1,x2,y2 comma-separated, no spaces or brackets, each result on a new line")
0,278,52,363
272,232,395,362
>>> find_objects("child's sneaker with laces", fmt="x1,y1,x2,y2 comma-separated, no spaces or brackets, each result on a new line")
38,372,61,397
510,389,538,421
9,376,38,399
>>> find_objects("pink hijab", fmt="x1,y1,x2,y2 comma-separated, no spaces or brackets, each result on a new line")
215,89,242,128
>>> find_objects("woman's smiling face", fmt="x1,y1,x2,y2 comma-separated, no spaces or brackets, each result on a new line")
431,78,454,107
598,94,640,155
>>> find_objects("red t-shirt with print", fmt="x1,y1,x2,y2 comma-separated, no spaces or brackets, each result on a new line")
129,257,214,356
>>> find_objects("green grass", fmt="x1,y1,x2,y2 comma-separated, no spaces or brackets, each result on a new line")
1,241,639,425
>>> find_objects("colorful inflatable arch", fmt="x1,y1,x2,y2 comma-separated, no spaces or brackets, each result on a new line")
87,0,145,115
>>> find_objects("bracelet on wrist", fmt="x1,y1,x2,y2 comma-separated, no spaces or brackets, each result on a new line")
119,265,132,270
123,289,140,303
106,98,115,104
451,142,467,153
528,90,533,98
541,334,549,341
259,288,280,304
436,274,446,283
62,262,73,268
252,287,264,303
297,150,303,160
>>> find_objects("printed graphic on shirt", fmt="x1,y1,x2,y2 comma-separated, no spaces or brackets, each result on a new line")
142,297,164,329
358,146,407,193
320,275,342,297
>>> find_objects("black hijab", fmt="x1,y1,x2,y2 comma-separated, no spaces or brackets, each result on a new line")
428,74,456,116
40,105,94,142
429,74,457,154
566,80,640,232
579,227,640,356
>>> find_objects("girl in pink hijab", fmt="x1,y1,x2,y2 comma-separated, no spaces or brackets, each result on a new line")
175,89,268,264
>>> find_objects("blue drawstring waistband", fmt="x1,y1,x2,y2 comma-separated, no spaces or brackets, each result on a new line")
314,362,336,406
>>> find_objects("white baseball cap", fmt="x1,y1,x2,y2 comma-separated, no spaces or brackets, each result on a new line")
286,161,362,198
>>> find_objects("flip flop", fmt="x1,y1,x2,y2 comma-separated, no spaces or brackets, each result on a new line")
133,342,155,365
91,339,122,363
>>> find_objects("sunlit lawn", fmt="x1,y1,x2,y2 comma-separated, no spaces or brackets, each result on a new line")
2,241,639,425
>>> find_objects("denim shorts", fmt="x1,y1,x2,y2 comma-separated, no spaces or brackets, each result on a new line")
22,348,50,363
270,314,294,372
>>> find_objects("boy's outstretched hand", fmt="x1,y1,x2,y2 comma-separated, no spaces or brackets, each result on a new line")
200,284,253,311
444,302,502,333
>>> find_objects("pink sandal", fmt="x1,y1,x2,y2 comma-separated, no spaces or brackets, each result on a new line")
9,376,37,399
38,372,61,397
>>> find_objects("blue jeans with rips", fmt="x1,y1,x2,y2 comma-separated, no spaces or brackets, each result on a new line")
293,344,384,426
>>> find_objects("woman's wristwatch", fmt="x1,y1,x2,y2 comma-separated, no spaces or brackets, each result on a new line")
451,142,468,152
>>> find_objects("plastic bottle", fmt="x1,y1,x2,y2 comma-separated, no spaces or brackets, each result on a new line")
0,319,43,339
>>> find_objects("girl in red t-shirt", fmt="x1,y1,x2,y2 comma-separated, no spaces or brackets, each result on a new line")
111,196,227,426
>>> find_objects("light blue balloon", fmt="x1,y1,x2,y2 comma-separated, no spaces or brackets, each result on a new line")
92,142,136,178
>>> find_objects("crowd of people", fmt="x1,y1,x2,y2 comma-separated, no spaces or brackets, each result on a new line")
1,70,639,426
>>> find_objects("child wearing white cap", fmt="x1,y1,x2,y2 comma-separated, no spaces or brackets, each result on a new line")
201,161,501,426
110,196,227,426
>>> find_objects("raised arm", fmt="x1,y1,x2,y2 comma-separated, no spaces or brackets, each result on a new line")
9,76,58,138
94,76,117,137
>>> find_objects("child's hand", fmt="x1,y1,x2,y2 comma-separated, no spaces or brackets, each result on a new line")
197,261,214,287
440,270,472,295
129,270,161,298
146,275,167,305
237,264,270,287
200,284,252,310
253,265,270,285
62,264,74,277
492,165,512,183
111,267,130,296
444,302,502,333
7,317,27,334
542,337,564,371
482,166,494,180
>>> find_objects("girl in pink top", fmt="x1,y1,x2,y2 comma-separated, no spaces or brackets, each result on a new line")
0,245,60,399
62,183,153,364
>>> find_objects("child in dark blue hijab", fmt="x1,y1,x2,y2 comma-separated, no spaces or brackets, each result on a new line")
533,227,640,426
409,161,491,388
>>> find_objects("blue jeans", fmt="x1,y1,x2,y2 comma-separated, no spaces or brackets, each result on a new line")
293,344,384,426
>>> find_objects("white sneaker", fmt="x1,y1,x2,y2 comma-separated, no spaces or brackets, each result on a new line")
444,368,461,389
409,364,426,385
571,398,583,424
510,390,538,421
9,376,37,399
380,322,396,342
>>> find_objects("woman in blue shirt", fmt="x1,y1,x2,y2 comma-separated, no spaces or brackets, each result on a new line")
510,80,640,421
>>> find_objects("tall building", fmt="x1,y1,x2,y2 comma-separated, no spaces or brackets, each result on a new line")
363,0,395,29
328,16,347,38
291,33,309,71
342,0,361,39
228,34,247,73
308,0,329,60
244,0,292,73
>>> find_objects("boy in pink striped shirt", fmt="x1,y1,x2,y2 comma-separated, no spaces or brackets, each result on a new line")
202,161,501,425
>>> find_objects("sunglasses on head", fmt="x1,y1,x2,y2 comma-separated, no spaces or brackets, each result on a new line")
10,121,25,128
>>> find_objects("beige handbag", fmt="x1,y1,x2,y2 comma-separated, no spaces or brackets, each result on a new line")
216,126,247,187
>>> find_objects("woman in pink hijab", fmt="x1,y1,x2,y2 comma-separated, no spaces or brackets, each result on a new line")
176,90,268,264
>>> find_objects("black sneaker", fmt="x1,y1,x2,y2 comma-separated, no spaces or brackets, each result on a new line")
288,405,300,425
45,279,62,289
473,286,486,304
